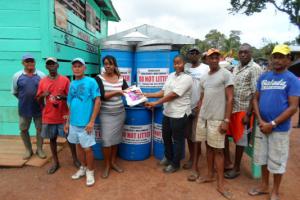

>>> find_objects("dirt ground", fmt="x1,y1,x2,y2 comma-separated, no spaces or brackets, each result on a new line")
1,115,300,200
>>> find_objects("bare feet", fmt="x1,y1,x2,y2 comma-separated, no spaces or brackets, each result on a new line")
248,187,269,196
102,167,110,179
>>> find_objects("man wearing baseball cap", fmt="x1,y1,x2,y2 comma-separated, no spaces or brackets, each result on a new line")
11,53,46,160
36,57,80,174
64,58,101,186
249,44,300,200
195,48,234,199
184,46,210,181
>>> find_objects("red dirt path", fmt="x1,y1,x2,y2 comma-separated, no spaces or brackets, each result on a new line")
0,116,299,200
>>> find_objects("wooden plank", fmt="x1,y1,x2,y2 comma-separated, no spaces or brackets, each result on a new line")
0,51,42,60
0,158,26,167
53,43,99,64
0,39,41,51
0,0,40,11
0,27,41,39
0,10,40,27
25,144,63,167
53,28,98,54
0,122,37,136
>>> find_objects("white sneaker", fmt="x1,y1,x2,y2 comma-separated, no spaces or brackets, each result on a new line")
71,166,86,180
86,169,95,186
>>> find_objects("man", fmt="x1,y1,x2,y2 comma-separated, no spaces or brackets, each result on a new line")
12,53,46,160
184,46,209,181
64,58,101,186
224,43,262,179
195,48,234,199
36,57,80,174
249,45,300,200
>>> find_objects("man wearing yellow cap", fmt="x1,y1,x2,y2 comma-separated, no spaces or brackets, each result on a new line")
249,44,300,200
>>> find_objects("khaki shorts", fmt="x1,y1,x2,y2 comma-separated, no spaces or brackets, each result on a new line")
195,118,225,149
19,116,42,131
254,128,289,174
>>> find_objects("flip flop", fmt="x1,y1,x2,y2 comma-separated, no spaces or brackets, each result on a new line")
196,176,216,184
270,195,280,200
182,160,193,170
187,170,199,182
47,164,60,174
218,189,234,200
224,170,240,179
102,167,110,179
248,188,269,196
112,164,124,173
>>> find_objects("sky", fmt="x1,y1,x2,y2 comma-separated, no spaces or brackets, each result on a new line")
108,0,299,48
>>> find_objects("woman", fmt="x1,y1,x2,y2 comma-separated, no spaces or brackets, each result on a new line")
145,55,193,173
95,55,128,178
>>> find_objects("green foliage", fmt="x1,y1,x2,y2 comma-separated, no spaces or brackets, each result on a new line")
229,0,300,36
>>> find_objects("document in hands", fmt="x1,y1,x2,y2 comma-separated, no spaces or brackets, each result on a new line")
123,86,148,107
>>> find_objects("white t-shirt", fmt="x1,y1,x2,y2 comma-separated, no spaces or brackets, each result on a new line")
185,63,210,109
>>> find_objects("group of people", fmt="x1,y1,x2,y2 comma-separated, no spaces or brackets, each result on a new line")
12,43,300,200
145,44,300,200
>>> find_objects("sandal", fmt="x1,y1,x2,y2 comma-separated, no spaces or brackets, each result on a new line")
112,163,124,173
224,169,240,179
101,167,110,179
47,163,60,174
248,188,269,196
182,160,193,170
217,189,234,200
196,176,216,184
187,170,199,182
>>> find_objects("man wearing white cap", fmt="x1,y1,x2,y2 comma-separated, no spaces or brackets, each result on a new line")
64,58,101,186
249,45,300,200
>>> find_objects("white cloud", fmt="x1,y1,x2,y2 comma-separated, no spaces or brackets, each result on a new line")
109,0,299,48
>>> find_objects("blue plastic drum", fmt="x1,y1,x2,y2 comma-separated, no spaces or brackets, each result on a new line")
135,41,178,94
92,116,104,160
119,106,152,161
101,41,134,85
153,106,185,160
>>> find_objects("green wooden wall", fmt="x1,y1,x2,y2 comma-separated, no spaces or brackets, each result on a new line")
0,0,110,135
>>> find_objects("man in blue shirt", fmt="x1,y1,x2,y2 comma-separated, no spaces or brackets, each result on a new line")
64,58,101,187
11,53,46,160
249,45,300,200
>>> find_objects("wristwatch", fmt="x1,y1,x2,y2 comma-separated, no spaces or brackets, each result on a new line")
270,120,277,127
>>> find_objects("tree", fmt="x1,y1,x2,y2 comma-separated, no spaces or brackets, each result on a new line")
204,29,226,50
229,0,300,43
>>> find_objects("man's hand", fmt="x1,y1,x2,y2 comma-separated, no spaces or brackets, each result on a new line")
85,121,94,134
42,91,50,98
64,123,69,135
258,120,273,134
219,121,229,134
144,101,157,109
242,114,250,125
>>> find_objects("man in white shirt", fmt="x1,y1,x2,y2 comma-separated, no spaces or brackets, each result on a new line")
184,47,210,182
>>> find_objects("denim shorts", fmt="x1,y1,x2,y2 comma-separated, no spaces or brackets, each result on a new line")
67,125,96,148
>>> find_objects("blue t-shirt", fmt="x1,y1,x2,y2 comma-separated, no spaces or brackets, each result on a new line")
67,77,100,126
12,70,45,117
257,70,300,131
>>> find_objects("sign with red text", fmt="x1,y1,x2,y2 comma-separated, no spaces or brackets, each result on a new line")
122,125,151,144
137,68,169,88
153,123,163,143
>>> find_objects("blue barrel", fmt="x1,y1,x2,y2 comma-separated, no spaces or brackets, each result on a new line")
119,106,152,160
92,116,104,160
135,41,179,94
153,106,185,160
101,41,134,85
